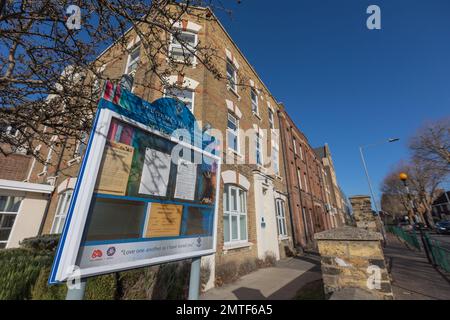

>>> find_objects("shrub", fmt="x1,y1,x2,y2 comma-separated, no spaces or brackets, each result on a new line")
0,248,54,300
238,258,258,277
119,267,158,300
152,261,191,300
215,261,239,287
263,253,277,267
200,263,211,292
31,267,66,300
84,274,117,300
20,234,60,252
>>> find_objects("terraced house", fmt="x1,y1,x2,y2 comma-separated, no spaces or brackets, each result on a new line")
0,6,348,289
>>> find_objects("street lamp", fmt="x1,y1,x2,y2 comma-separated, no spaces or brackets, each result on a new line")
359,138,400,242
399,172,434,264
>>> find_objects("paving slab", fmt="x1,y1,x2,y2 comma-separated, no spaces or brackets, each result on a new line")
200,256,321,300
384,233,450,300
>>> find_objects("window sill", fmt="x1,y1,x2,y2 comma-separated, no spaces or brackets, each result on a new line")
255,164,267,174
67,157,81,167
227,85,241,100
227,148,244,159
223,242,252,252
278,235,290,241
166,56,198,68
274,174,283,181
252,112,261,120
37,171,47,177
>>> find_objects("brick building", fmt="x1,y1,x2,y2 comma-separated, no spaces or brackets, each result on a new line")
314,144,347,227
278,105,333,249
0,6,347,288
20,6,296,289
0,134,53,249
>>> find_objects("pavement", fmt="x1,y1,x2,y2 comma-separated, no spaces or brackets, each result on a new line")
384,233,450,300
200,256,322,300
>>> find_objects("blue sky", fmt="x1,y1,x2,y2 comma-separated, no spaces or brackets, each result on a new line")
216,0,450,202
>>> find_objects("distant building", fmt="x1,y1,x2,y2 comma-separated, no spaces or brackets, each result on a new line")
432,191,450,220
314,144,347,227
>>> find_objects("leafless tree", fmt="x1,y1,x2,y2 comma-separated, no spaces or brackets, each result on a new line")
0,0,247,162
410,118,450,172
381,158,447,227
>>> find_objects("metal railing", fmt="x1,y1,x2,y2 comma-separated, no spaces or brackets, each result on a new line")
424,234,450,273
386,225,421,250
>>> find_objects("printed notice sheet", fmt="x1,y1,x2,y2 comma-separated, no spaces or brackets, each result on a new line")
138,148,171,197
94,141,134,196
174,159,197,201
144,203,183,237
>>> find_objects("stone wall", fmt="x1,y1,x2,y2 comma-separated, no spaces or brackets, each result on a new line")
349,195,379,232
314,227,393,300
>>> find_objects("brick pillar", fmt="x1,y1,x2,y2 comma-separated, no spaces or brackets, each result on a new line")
314,227,393,300
349,195,379,232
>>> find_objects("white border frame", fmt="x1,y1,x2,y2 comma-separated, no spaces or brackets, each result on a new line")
52,107,221,283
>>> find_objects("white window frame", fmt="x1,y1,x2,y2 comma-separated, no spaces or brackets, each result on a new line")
223,185,248,244
297,168,303,190
276,199,288,237
227,113,239,153
304,173,309,193
164,87,195,113
272,144,279,175
2,126,19,138
293,138,297,154
125,45,141,77
50,190,73,234
251,87,259,115
226,58,238,93
299,144,304,160
0,195,23,248
268,108,274,129
40,135,58,175
255,131,263,166
169,30,198,65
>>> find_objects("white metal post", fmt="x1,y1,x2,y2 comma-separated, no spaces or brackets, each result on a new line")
359,146,386,242
188,257,201,300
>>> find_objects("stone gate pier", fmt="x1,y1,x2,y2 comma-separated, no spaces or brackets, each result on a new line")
313,195,393,299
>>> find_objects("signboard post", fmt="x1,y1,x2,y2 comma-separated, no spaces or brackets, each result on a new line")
50,81,220,300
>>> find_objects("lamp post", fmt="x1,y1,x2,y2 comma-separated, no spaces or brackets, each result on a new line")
359,138,399,242
399,172,434,265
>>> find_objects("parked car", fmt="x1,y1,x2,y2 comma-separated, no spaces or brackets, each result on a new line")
398,222,413,231
413,222,429,231
435,220,450,234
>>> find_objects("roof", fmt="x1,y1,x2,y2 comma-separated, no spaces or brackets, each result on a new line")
433,191,450,205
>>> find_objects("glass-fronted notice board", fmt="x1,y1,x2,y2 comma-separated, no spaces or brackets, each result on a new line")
49,82,220,283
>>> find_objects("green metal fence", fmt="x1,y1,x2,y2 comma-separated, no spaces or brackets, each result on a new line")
386,225,421,250
424,234,450,273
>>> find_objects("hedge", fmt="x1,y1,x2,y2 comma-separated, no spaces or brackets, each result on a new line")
0,235,192,300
